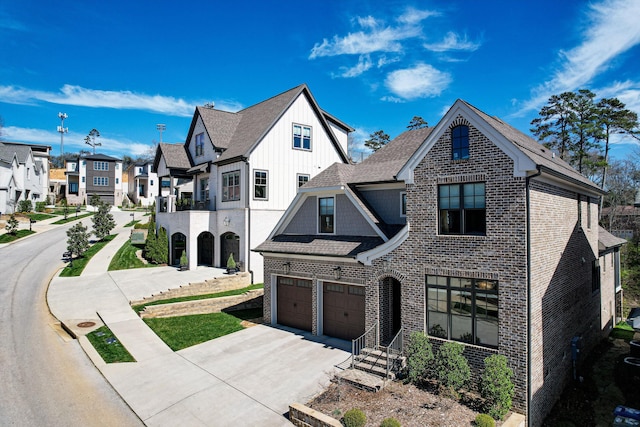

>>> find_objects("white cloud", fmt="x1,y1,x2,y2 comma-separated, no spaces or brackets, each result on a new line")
0,84,198,117
380,96,404,103
423,32,481,52
309,8,434,59
520,0,640,114
337,55,373,78
385,64,452,100
3,126,153,156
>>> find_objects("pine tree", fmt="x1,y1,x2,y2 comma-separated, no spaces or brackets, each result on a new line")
407,116,428,130
144,217,158,263
156,227,168,264
364,130,390,152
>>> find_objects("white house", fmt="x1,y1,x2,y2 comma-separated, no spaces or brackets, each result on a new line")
127,161,159,207
154,84,352,282
0,141,50,214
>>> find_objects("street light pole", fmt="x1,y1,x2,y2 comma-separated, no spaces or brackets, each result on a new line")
156,124,166,143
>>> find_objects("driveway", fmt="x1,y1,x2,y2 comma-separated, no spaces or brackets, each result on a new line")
94,325,350,426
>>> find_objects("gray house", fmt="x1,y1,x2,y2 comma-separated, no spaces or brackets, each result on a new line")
255,99,621,426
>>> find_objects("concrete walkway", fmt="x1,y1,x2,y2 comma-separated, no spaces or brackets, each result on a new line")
46,215,350,426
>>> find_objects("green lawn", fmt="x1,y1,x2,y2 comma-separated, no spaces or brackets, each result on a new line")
27,213,56,221
86,326,136,363
132,284,264,313
52,212,94,225
108,239,160,271
611,321,636,342
0,229,35,243
143,308,262,351
124,219,139,227
60,234,117,277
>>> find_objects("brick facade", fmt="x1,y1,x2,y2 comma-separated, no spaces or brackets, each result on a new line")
260,110,608,426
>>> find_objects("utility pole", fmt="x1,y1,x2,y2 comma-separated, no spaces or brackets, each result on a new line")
84,128,101,154
156,124,166,143
57,112,68,156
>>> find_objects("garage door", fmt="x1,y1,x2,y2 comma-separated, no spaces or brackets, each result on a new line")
323,283,365,341
277,277,312,331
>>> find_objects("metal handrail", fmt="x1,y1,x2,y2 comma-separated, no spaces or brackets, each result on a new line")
351,321,379,369
385,327,403,379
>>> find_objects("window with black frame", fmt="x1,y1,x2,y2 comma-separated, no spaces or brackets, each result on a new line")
452,125,469,160
439,182,485,235
426,275,498,348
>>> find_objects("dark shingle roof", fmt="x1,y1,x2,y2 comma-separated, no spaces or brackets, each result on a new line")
462,100,600,192
157,143,191,169
196,107,241,150
598,226,627,251
253,235,384,258
303,127,432,189
82,153,121,161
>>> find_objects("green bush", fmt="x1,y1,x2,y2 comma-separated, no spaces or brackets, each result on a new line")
342,408,366,427
406,331,434,384
433,341,470,398
35,201,46,212
380,417,401,427
475,413,495,427
480,354,514,420
18,199,33,212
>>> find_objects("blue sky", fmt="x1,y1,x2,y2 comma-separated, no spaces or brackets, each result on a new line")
1,0,640,162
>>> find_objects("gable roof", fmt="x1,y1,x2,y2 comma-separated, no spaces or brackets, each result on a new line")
184,84,350,166
303,127,432,189
153,142,191,172
397,99,603,195
82,153,121,161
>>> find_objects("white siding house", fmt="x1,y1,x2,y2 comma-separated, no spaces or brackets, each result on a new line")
0,142,51,214
154,84,352,282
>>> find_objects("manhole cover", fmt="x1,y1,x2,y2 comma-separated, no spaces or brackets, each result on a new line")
77,321,96,328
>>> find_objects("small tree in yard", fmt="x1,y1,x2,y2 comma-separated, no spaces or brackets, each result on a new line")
480,354,514,420
61,198,69,220
406,331,434,384
156,227,168,264
433,341,470,398
5,213,19,235
92,199,115,241
66,222,90,259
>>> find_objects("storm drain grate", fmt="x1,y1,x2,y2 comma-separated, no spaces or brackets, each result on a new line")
77,321,96,328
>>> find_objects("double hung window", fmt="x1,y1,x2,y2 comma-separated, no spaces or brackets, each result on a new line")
293,124,311,150
254,170,268,200
222,171,240,201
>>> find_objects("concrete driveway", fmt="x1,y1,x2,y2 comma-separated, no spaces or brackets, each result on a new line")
94,325,350,426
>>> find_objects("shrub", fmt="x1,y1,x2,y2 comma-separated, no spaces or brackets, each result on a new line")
406,331,434,384
433,341,470,398
180,250,188,267
342,408,366,427
380,417,401,427
227,253,237,269
5,213,19,235
475,413,495,427
18,199,33,212
35,201,46,212
480,354,514,420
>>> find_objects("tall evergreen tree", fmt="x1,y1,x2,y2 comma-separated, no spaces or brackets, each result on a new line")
568,89,600,173
531,92,577,161
156,226,168,264
364,130,390,152
144,217,158,263
407,116,428,130
91,199,115,241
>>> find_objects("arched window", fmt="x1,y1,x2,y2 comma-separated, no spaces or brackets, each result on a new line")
451,125,469,160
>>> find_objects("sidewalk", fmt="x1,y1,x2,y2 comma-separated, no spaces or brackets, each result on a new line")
47,215,349,426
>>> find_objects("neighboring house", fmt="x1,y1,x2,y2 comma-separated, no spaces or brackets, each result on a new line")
0,141,50,214
49,167,67,203
255,99,620,426
65,154,124,206
127,161,159,207
154,84,352,282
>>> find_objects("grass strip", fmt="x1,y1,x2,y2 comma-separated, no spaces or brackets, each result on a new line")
143,308,262,351
0,229,35,243
52,212,94,224
86,326,136,363
108,239,159,271
611,321,636,341
124,220,139,227
132,283,264,313
59,234,117,277
27,213,56,221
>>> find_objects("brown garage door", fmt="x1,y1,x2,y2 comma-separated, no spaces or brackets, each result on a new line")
323,283,365,341
277,277,312,331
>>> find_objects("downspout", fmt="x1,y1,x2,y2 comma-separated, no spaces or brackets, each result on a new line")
525,165,541,427
245,159,253,284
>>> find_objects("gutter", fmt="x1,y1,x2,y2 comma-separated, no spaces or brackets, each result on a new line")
245,159,253,284
526,165,542,427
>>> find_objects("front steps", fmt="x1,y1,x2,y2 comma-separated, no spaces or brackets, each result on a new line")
337,347,406,391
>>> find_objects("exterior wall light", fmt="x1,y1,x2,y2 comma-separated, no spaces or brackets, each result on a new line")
283,262,291,274
333,266,342,280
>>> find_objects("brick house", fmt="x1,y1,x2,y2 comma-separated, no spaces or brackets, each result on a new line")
255,99,621,425
153,84,351,281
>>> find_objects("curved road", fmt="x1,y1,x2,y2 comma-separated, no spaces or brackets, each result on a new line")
0,213,143,426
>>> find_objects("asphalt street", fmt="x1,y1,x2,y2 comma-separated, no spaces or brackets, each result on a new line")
0,212,142,426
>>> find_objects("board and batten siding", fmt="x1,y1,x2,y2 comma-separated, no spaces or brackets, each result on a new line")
189,117,218,164
248,93,348,211
217,161,246,210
